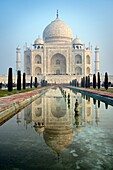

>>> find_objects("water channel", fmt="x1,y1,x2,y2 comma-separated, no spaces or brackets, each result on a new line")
0,87,113,170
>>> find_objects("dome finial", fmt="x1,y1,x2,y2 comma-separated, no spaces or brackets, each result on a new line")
56,10,59,18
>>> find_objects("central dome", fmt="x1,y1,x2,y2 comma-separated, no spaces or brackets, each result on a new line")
43,18,73,43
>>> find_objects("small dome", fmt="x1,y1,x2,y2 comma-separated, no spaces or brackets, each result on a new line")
73,37,83,45
43,18,73,43
34,37,44,45
16,45,21,50
95,45,99,50
34,126,45,133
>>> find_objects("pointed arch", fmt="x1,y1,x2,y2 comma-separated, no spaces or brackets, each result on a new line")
51,53,66,75
35,55,41,64
35,67,41,75
86,55,90,64
75,66,82,75
86,67,90,75
75,54,82,64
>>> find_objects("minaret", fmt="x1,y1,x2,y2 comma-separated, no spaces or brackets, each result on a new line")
95,46,100,75
16,45,21,71
95,104,100,125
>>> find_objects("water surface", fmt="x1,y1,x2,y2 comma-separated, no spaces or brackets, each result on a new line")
0,87,113,170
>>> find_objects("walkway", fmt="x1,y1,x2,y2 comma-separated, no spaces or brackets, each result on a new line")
0,87,49,113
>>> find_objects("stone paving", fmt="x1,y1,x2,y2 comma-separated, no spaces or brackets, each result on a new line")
0,87,49,113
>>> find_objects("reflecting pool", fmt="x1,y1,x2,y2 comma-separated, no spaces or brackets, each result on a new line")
0,87,113,170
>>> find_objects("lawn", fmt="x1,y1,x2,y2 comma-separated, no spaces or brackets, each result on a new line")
99,88,113,93
87,87,113,93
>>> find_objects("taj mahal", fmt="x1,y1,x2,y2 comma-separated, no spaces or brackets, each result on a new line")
16,11,100,84
2,11,113,85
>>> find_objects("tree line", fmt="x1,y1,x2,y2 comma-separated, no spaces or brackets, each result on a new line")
7,67,48,92
70,72,109,90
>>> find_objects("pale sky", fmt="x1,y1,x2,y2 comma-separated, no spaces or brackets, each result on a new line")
0,0,113,75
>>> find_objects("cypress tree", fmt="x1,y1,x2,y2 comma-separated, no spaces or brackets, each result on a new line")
17,70,21,90
0,82,2,89
98,72,100,89
45,80,47,86
34,77,37,88
104,72,108,90
23,73,26,89
93,74,96,89
88,76,90,88
86,76,88,88
8,67,13,91
30,76,32,88
83,77,85,88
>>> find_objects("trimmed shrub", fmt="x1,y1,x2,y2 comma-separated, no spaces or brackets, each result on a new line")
104,72,108,90
93,74,96,89
34,77,37,88
23,73,26,89
30,76,32,88
98,72,100,89
8,68,13,91
17,70,21,90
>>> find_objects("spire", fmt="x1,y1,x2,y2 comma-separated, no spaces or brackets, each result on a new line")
56,10,59,18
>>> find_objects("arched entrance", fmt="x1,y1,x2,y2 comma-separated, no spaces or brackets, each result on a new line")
51,53,66,75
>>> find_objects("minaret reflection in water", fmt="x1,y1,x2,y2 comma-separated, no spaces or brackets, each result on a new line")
23,87,101,156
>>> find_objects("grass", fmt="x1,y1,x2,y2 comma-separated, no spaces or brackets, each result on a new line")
84,87,113,93
99,88,113,93
0,88,38,97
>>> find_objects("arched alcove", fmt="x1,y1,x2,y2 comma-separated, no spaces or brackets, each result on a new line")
86,67,90,75
35,55,41,64
86,55,90,64
75,55,82,64
75,67,82,75
51,53,66,75
35,67,41,75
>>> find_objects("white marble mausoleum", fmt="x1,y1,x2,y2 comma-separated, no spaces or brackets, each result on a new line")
23,12,95,84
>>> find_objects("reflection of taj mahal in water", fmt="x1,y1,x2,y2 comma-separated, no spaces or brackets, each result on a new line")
17,88,100,154
23,88,100,128
16,11,100,84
